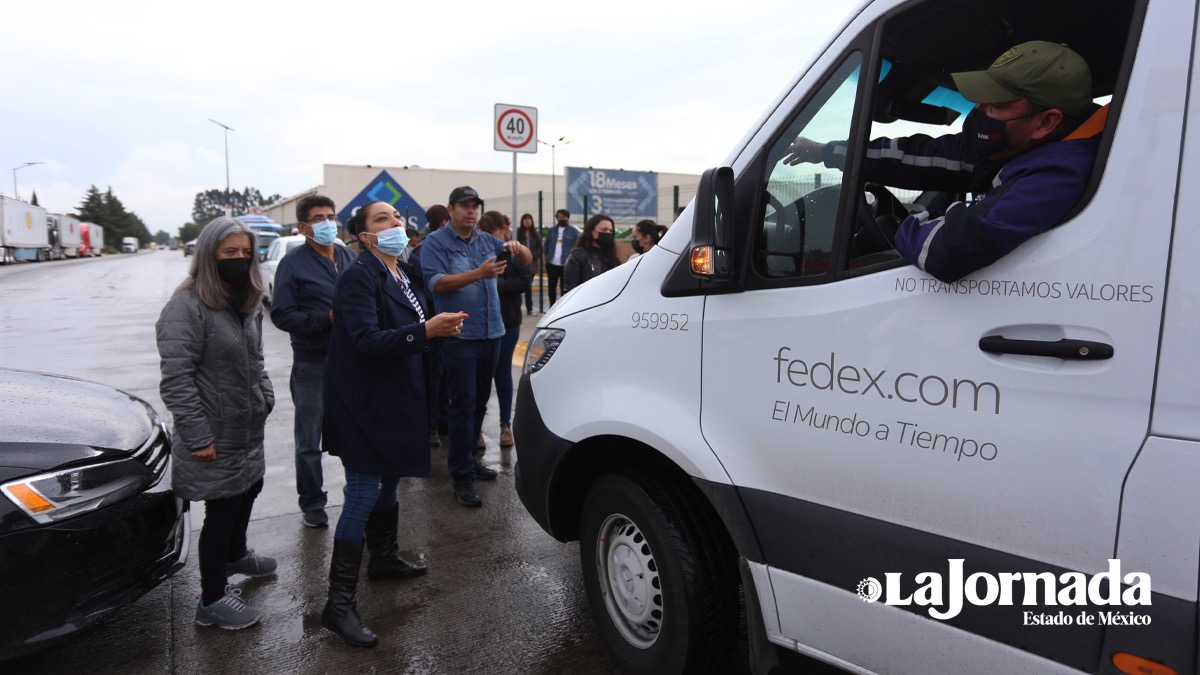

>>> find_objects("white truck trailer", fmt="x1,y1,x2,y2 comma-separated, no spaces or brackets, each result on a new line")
1,196,50,263
50,214,82,259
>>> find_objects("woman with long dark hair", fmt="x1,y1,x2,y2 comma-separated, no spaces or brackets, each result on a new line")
156,216,276,631
515,213,542,314
320,200,466,647
563,213,618,293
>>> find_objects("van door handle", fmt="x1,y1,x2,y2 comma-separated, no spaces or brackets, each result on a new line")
978,336,1114,360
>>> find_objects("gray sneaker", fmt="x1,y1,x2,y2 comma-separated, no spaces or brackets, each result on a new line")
226,548,277,577
195,587,261,630
303,509,328,528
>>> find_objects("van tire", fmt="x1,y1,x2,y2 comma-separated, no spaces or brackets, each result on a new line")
579,473,736,674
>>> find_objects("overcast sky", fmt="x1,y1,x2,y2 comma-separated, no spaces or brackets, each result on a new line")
2,0,860,234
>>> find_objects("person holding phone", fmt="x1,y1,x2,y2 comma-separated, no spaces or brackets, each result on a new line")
419,187,532,508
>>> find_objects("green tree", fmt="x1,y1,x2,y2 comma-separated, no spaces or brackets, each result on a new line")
177,222,203,243
30,190,39,206
154,229,171,246
191,187,282,227
77,185,154,248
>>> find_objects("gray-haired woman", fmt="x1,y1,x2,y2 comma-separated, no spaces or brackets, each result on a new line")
156,216,277,630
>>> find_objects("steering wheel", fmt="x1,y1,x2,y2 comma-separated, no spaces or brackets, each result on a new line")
853,182,907,254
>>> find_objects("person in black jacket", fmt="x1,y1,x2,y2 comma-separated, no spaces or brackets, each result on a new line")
515,213,542,314
270,194,356,529
563,213,618,293
320,200,465,647
479,211,532,448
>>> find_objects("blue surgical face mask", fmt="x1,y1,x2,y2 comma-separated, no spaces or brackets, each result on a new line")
310,221,338,246
371,227,409,256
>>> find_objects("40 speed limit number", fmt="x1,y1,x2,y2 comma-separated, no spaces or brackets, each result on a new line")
494,104,537,153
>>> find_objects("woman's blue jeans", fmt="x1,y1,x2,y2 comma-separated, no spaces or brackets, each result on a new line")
334,468,399,542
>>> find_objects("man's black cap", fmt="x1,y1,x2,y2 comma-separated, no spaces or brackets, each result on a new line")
448,186,483,206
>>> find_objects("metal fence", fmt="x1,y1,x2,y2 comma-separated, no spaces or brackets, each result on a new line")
481,185,699,233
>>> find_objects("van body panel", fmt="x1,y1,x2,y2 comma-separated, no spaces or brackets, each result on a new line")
528,247,733,485
539,249,639,326
1152,8,1200,440
1115,437,1200,600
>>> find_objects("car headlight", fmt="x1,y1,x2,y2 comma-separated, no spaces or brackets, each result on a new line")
523,328,565,375
2,458,152,524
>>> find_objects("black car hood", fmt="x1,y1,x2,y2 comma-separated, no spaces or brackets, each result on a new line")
0,369,157,471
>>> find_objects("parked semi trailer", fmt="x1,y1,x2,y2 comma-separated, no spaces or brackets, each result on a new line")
49,214,82,259
1,196,50,264
79,222,104,257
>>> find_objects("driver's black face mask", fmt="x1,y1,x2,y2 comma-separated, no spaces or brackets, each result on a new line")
961,108,1013,164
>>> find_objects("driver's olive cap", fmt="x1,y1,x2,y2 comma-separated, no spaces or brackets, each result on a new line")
952,41,1093,117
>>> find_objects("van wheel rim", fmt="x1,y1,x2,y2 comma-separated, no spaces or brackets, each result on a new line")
595,514,662,648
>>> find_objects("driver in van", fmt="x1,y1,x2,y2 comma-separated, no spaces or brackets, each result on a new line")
785,41,1109,282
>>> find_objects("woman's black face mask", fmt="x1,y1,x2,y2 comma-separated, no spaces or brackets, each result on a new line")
216,257,252,285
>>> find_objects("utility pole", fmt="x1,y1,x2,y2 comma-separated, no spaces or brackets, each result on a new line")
209,119,234,216
12,162,44,201
537,136,572,215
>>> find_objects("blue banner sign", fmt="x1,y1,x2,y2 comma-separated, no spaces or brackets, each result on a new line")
338,170,427,230
566,167,657,222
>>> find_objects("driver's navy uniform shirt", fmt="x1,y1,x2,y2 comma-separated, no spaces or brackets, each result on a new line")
819,103,1105,282
419,225,506,339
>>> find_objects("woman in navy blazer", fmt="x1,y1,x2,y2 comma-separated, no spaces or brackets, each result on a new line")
321,200,465,647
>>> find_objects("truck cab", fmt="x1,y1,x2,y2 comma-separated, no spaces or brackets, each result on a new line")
121,237,138,254
514,0,1199,673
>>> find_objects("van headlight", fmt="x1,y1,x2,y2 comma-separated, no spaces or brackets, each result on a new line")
523,328,565,375
2,458,152,525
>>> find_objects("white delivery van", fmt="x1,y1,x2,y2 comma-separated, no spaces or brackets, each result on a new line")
514,0,1199,673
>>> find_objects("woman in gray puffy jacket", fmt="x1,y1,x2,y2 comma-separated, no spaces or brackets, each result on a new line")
156,216,276,631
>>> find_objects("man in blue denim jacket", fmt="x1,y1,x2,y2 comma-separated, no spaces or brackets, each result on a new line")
269,194,356,527
420,186,532,507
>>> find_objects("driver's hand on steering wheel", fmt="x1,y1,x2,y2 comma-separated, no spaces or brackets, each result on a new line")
783,137,826,165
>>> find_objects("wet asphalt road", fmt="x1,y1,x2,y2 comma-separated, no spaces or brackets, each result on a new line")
0,251,664,674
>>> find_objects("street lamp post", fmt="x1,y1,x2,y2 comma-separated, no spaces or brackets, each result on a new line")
536,136,572,216
208,119,234,216
12,162,44,201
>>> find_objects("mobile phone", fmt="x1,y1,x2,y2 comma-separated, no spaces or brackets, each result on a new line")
495,249,511,263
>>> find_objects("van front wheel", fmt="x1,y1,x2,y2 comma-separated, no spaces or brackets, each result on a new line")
579,474,735,674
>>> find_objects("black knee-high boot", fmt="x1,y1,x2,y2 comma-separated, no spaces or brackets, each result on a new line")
365,504,428,581
321,538,378,647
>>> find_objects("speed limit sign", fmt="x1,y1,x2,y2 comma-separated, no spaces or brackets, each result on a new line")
494,103,538,153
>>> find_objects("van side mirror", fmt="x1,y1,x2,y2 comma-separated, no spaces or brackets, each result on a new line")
690,166,735,279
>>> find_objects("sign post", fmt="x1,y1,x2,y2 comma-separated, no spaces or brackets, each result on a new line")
494,103,538,234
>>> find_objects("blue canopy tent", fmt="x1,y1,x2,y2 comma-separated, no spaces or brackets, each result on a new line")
234,213,284,232
235,213,286,259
